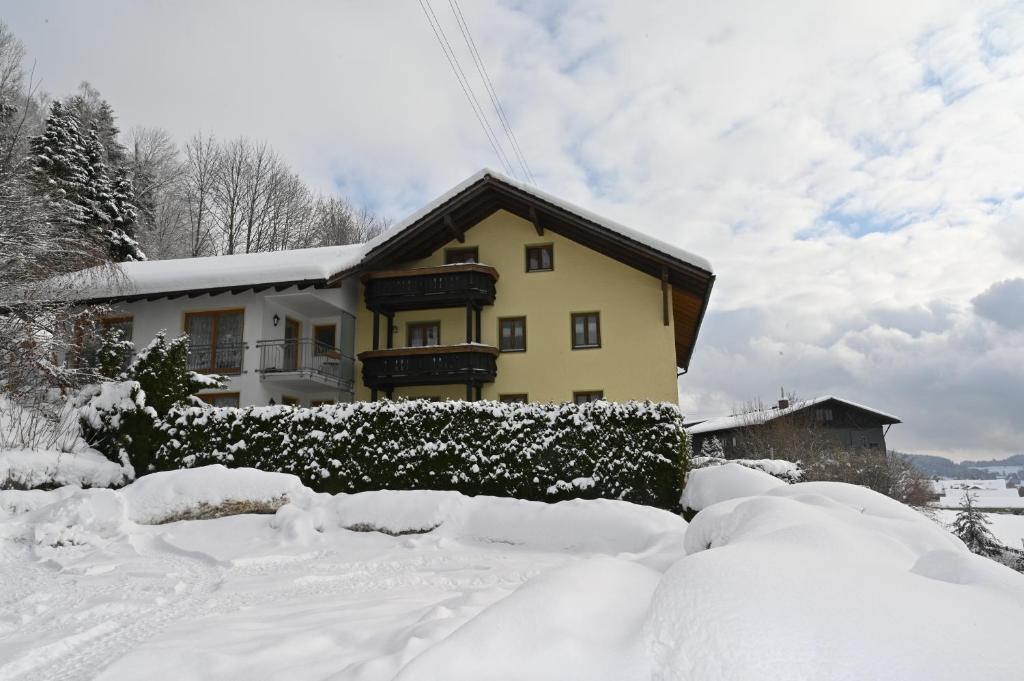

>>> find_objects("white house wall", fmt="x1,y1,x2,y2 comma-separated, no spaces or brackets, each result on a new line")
105,280,358,407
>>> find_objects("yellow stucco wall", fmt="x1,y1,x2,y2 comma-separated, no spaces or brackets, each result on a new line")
354,209,679,403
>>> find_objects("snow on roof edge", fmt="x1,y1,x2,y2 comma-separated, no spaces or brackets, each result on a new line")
352,168,714,276
685,395,901,435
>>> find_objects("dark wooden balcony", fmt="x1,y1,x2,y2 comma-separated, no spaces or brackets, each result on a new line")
362,264,498,313
358,344,498,394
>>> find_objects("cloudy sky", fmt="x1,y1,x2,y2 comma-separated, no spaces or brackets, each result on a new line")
4,0,1023,460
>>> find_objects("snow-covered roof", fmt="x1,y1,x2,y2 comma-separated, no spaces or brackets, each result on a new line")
76,244,368,300
75,169,712,300
685,396,901,435
360,169,714,274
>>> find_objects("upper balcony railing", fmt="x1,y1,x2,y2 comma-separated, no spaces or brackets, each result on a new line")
362,264,498,313
257,338,355,388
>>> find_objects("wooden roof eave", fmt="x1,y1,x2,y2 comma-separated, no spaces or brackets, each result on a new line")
76,277,333,306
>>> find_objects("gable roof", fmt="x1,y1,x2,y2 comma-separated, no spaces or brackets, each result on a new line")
69,169,715,369
331,169,716,369
686,396,901,435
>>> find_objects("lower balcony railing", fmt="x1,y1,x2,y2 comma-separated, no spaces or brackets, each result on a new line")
358,344,498,389
187,342,246,375
257,338,355,388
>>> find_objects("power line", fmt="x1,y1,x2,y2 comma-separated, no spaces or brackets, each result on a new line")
447,0,536,185
417,0,516,177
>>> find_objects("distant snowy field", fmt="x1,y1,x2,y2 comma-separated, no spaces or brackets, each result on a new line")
2,463,1023,681
932,478,1024,509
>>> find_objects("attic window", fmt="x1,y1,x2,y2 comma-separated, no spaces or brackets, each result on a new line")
526,245,553,272
815,408,834,422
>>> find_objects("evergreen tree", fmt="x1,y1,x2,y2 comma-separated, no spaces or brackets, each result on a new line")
28,100,90,226
700,435,725,458
952,491,1002,558
29,101,145,261
65,81,127,167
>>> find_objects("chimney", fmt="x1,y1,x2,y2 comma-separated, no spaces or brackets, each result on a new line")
778,398,789,410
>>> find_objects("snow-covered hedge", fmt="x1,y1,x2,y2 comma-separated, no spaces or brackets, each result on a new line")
155,399,689,509
691,455,802,483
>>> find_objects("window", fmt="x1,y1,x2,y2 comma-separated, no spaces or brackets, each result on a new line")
525,244,553,272
571,312,601,349
281,395,300,406
407,321,441,347
311,399,335,407
100,316,134,342
76,316,134,368
184,309,244,374
500,394,529,403
314,324,337,355
573,391,604,404
445,247,479,264
200,392,240,408
498,317,526,352
815,408,834,422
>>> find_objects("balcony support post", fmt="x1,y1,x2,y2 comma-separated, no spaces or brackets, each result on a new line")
386,313,394,349
466,383,473,401
465,303,473,343
372,310,380,350
474,306,481,343
371,388,379,401
475,385,482,401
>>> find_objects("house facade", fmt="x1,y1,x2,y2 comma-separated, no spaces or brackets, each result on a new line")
74,170,715,407
686,396,901,459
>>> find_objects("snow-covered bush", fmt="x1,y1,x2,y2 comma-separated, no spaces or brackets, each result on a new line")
699,435,724,458
156,399,689,509
691,455,802,483
77,332,224,474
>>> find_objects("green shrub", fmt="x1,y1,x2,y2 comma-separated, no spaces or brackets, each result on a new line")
77,332,224,474
157,399,689,510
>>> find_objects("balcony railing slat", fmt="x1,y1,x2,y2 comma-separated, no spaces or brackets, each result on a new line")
364,266,498,312
359,344,498,389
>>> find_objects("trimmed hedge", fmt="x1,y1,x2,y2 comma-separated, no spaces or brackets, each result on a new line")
156,399,690,510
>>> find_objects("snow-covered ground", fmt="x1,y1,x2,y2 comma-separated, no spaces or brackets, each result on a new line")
933,478,1024,509
1,464,1023,680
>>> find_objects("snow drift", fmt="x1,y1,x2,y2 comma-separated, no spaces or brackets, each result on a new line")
1,465,1022,680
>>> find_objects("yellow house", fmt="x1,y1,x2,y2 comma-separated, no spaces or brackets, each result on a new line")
333,170,715,405
72,170,713,407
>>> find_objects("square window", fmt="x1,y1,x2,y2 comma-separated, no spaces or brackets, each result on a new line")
573,391,604,405
445,247,479,264
407,321,441,347
571,312,601,349
184,309,245,374
500,394,529,403
525,244,553,272
313,324,337,355
498,317,526,352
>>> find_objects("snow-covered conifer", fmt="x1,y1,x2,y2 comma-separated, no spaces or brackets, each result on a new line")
952,491,1002,558
700,435,725,458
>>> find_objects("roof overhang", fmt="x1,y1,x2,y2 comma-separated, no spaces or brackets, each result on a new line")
329,173,716,370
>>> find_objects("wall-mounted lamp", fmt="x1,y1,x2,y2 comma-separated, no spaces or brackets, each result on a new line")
273,314,280,327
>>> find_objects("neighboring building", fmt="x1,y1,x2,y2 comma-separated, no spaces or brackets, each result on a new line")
686,396,901,459
72,170,715,406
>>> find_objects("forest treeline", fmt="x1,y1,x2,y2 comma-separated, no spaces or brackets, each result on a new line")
0,20,385,272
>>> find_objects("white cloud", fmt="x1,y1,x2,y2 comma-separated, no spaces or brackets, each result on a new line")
4,0,1024,459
